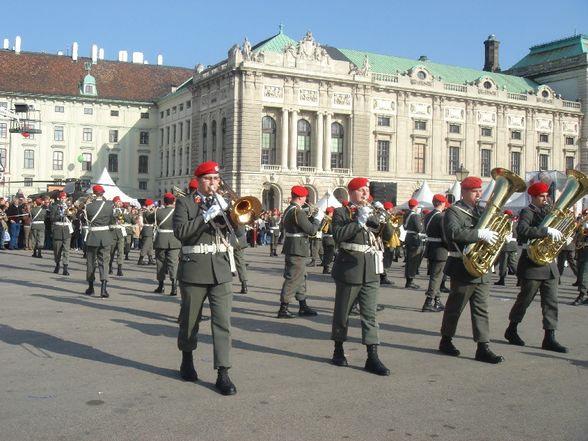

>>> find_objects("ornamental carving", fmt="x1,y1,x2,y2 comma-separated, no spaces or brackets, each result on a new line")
534,117,553,132
350,54,371,76
299,89,318,105
263,85,284,101
477,110,496,126
562,121,578,134
507,114,525,129
444,107,465,122
284,31,331,65
333,93,352,108
409,102,432,119
373,98,396,114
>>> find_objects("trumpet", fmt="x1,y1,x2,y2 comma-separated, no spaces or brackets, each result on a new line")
172,186,186,198
302,202,319,218
215,178,262,226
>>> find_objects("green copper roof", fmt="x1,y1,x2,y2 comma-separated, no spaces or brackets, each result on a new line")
252,30,297,53
338,48,539,93
510,34,588,69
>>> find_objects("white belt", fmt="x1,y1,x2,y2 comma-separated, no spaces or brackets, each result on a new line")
32,221,45,224
89,226,110,231
157,229,174,233
448,251,463,258
406,230,418,234
182,244,228,254
54,222,70,226
269,226,279,230
115,225,126,229
323,234,333,237
507,239,517,243
427,237,442,242
123,223,132,227
286,233,307,238
339,242,374,253
143,224,154,227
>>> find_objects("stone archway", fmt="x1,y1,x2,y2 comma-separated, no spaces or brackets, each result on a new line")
333,187,348,203
304,186,317,205
261,183,281,211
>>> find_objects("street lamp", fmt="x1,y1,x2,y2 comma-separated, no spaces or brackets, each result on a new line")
455,164,470,182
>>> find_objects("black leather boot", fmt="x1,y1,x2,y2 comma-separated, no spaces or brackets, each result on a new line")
380,274,393,285
277,302,296,319
405,278,420,289
100,281,109,298
350,302,360,316
434,297,444,311
62,265,69,276
117,265,123,277
439,335,460,356
504,321,525,346
85,281,94,295
38,250,43,258
571,293,585,306
154,281,164,294
475,343,504,364
364,344,390,376
148,256,156,265
542,330,568,353
180,351,198,381
240,281,248,294
440,282,450,293
421,297,436,312
53,263,60,274
298,299,318,316
137,256,145,265
331,341,348,366
124,252,129,261
215,367,236,395
169,279,177,296
108,260,114,275
494,277,505,286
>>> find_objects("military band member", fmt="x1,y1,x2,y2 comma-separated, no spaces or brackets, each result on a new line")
422,194,448,312
267,208,281,257
380,201,397,285
404,198,425,289
276,185,323,318
150,193,181,296
572,214,588,305
173,161,239,396
321,207,336,274
51,192,73,275
30,198,47,258
138,199,156,265
109,196,126,276
439,176,504,364
504,181,568,353
84,185,115,298
494,210,518,286
122,202,133,260
330,177,392,375
231,229,249,294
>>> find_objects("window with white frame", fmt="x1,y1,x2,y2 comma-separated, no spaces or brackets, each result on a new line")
24,149,34,169
448,146,460,175
109,129,118,143
413,143,425,173
539,133,549,143
481,127,493,137
539,153,549,170
261,116,276,165
52,151,63,170
331,122,344,169
139,155,149,174
0,122,7,139
55,105,64,113
140,131,149,145
84,107,93,115
511,151,521,175
377,115,391,127
296,119,311,167
82,128,92,142
511,130,522,140
108,154,118,173
414,120,427,131
82,152,92,171
376,140,389,172
481,149,492,177
54,126,64,141
449,124,461,134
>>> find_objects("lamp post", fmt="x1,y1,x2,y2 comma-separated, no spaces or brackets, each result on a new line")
455,164,470,182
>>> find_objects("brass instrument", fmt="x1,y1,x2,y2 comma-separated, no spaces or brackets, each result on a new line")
172,186,186,198
320,216,332,234
527,170,588,265
215,179,262,226
73,193,96,210
463,168,526,278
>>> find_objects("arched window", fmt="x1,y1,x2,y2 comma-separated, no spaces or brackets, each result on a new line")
297,119,311,167
261,116,277,165
331,122,344,169
211,120,217,162
202,123,208,161
220,118,226,166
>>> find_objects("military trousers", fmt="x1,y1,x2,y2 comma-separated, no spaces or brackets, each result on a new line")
557,250,578,278
425,259,446,299
405,245,424,279
509,278,559,330
177,281,232,369
577,248,588,295
110,236,125,266
331,280,380,345
310,238,322,262
279,255,307,303
155,248,179,281
86,245,110,282
124,235,132,255
498,250,518,279
440,278,490,343
53,238,70,265
233,248,248,283
31,228,45,250
139,236,154,258
321,239,336,268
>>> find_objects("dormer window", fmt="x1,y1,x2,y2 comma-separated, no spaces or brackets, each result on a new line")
80,74,98,97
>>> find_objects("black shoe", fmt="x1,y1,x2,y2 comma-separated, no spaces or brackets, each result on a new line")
170,279,177,297
422,297,436,312
124,254,129,261
137,257,146,265
32,250,38,258
180,351,198,381
439,336,460,356
542,330,568,353
504,322,525,346
148,258,156,265
100,281,109,298
322,266,331,274
53,263,60,274
571,294,585,306
364,345,390,376
215,368,237,396
494,278,505,286
349,303,360,316
116,265,123,277
376,304,385,312
38,251,43,258
240,282,248,294
298,300,318,317
440,285,450,293
62,265,70,276
405,282,420,289
380,276,394,285
434,297,444,311
85,282,94,296
475,343,504,364
154,282,164,294
277,303,296,319
572,281,579,287
331,342,348,367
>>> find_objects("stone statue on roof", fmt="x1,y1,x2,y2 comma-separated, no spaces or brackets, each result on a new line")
242,37,252,60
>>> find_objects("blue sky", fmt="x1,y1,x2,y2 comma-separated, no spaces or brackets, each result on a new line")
2,0,587,71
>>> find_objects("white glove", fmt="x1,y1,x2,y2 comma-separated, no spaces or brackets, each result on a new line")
357,206,373,225
506,233,514,242
203,204,222,223
566,236,573,246
373,201,384,210
546,227,563,242
477,228,499,246
214,195,229,210
313,209,325,223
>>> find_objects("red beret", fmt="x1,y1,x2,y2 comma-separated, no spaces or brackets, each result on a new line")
291,185,308,197
347,177,369,192
504,209,513,216
461,176,483,190
122,202,129,209
113,196,121,203
163,193,176,204
58,191,67,199
188,179,198,190
92,184,105,194
383,201,394,210
432,194,447,204
326,206,335,214
144,199,154,206
194,161,220,177
341,200,349,207
528,181,549,197
422,208,430,215
35,198,42,206
408,198,418,208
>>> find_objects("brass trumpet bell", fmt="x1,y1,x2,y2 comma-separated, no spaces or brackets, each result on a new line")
230,196,263,225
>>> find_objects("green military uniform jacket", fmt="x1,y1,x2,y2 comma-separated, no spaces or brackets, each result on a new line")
404,210,425,249
150,206,181,249
50,203,73,240
30,206,47,231
111,207,127,240
123,211,134,237
423,208,448,261
141,211,154,237
85,198,114,247
281,203,320,257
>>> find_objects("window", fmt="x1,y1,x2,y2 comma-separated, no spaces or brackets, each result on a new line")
448,146,460,175
511,151,521,175
331,122,344,169
110,110,119,117
160,129,164,146
133,154,147,174
84,107,93,115
55,105,64,113
377,116,390,127
539,153,549,170
172,149,176,176
481,127,493,137
159,152,163,177
565,136,575,146
138,181,148,191
185,147,189,175
511,130,522,140
172,106,177,114
296,119,311,167
539,133,549,143
211,121,217,160
0,123,6,138
24,149,34,169
0,148,6,168
54,126,64,141
186,100,191,109
376,140,389,172
140,131,149,145
179,148,183,175
449,124,461,134
108,154,118,173
414,120,427,131
52,151,63,170
82,152,92,171
220,118,226,167
413,143,425,173
160,111,164,119
180,104,184,112
186,120,191,139
166,127,170,145
481,149,492,177
24,177,33,187
166,109,170,116
82,128,92,142
165,150,169,176
261,117,276,165
566,156,575,171
173,125,177,143
140,112,149,119
109,129,119,143
202,123,208,161
179,122,183,142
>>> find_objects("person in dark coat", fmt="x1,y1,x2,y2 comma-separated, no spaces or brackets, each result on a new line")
422,194,448,312
403,198,425,289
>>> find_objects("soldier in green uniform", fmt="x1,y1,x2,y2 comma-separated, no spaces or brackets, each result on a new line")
122,202,133,261
138,199,156,265
276,185,323,318
84,185,115,298
403,198,425,289
30,198,47,258
422,194,448,312
109,196,126,276
321,207,336,274
572,215,588,305
439,175,504,364
494,210,518,286
149,192,181,296
504,181,568,352
173,161,240,396
330,177,392,375
231,229,249,294
267,208,281,257
50,191,73,275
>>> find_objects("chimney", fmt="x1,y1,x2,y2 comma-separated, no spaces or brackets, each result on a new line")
3,39,9,49
15,35,21,54
132,51,144,64
118,50,128,62
98,48,105,60
57,50,64,56
72,42,78,61
483,34,501,72
157,54,163,65
91,44,98,64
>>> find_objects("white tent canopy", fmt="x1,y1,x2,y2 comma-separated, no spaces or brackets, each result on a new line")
316,191,342,212
397,180,434,209
478,179,495,207
94,168,140,207
448,181,461,203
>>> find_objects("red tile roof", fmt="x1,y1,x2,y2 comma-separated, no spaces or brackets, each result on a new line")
0,50,193,102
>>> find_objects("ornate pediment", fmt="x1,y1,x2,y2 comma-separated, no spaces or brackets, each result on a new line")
284,32,330,66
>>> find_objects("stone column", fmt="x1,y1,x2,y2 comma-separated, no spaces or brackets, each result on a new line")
316,112,323,171
281,108,289,170
289,109,298,170
323,113,332,171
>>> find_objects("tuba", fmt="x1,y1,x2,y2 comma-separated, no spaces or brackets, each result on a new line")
527,170,588,265
463,168,526,278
